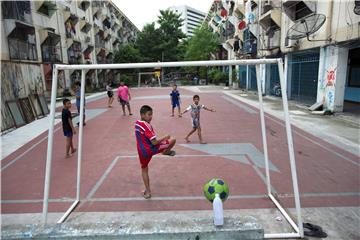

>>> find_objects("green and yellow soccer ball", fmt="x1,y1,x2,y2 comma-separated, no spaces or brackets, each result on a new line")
203,178,229,202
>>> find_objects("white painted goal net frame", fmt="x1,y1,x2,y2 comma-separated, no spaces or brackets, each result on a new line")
43,59,303,239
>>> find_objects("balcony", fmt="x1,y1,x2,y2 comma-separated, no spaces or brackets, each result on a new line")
42,45,62,63
259,8,281,31
2,1,32,24
83,44,94,62
243,29,257,55
35,0,57,17
79,0,90,11
103,17,111,29
7,22,37,61
67,41,82,64
80,19,92,33
282,0,315,21
64,13,78,39
40,29,62,63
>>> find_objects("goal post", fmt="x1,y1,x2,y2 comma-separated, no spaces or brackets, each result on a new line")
43,59,303,239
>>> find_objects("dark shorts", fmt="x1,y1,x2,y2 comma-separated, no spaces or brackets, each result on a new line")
107,91,113,98
119,98,129,106
63,130,73,137
172,101,180,108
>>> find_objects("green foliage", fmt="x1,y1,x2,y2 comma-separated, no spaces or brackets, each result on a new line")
157,10,186,62
185,26,219,61
135,23,163,62
113,44,141,63
208,69,228,85
135,10,186,63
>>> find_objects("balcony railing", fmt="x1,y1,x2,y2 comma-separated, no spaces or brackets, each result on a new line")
42,45,62,63
2,1,32,24
9,38,37,61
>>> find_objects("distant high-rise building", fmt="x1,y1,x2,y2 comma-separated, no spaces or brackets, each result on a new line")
168,5,205,37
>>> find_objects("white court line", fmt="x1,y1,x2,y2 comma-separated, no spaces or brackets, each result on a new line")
85,156,120,200
2,192,359,204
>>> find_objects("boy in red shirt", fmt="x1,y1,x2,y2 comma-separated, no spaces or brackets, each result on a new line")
135,105,176,199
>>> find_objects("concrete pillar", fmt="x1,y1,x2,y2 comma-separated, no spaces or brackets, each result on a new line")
317,46,349,112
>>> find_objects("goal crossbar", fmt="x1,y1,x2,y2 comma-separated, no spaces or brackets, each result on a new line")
43,59,303,239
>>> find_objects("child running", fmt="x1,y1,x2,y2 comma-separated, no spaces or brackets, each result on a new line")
135,105,176,199
62,99,76,158
183,95,215,144
170,84,182,117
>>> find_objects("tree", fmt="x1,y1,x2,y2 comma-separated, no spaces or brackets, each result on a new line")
185,26,219,61
185,26,220,83
135,23,163,62
157,9,186,62
113,44,141,63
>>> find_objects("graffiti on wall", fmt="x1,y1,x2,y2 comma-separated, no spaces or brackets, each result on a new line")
323,67,336,111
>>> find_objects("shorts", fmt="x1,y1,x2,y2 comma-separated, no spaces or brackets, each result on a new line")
107,91,114,98
119,98,129,106
139,140,170,168
192,117,200,129
172,101,180,108
63,130,73,137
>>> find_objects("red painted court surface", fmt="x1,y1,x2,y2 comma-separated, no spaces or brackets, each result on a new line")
2,88,359,214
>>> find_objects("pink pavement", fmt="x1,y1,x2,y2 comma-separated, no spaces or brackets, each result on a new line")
1,88,359,214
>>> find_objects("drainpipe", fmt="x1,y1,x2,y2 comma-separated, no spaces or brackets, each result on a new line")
325,1,333,42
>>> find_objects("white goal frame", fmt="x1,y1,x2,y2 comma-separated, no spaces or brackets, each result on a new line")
137,71,161,88
43,59,303,239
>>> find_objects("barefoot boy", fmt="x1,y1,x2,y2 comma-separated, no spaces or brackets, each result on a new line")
170,84,181,117
183,95,215,144
62,99,76,158
135,105,176,199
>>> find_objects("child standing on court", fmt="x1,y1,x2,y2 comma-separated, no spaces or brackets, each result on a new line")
118,81,133,116
170,84,182,117
183,95,215,144
106,82,114,107
62,99,77,158
135,105,176,199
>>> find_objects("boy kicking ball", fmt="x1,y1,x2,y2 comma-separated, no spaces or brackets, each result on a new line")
135,105,176,199
183,95,215,144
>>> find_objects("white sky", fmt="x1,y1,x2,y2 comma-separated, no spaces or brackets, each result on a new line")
112,0,212,30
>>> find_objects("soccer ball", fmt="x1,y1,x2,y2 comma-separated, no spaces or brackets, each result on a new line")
203,178,229,202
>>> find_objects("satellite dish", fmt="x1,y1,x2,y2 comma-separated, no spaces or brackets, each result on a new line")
287,14,327,41
355,0,360,15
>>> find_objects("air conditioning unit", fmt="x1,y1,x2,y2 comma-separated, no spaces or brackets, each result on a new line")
285,37,298,48
65,6,70,11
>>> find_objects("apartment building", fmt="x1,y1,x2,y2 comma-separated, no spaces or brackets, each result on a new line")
205,0,360,113
168,5,206,37
1,0,139,131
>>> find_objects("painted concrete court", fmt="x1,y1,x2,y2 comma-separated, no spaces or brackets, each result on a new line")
1,87,359,216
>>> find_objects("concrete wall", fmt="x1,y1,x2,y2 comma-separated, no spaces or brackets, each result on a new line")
1,62,44,131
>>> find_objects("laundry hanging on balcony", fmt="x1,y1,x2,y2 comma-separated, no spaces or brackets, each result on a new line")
245,0,255,24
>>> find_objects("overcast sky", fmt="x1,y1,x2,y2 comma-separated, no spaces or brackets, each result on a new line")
112,0,212,30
